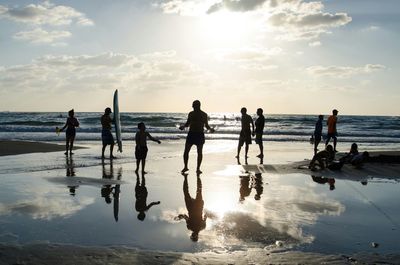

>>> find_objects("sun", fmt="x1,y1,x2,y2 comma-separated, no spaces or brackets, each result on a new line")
198,11,256,44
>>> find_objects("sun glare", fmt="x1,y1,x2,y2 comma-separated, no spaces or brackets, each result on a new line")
199,11,255,44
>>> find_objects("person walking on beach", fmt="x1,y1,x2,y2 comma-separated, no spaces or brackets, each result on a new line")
101,107,115,159
236,107,255,160
254,108,265,159
179,100,214,174
325,109,338,152
58,109,79,155
313,115,323,155
135,122,161,174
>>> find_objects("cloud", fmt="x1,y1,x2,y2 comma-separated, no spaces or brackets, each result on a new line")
0,1,94,26
13,28,71,44
308,41,321,47
207,0,268,14
306,64,386,78
0,51,214,93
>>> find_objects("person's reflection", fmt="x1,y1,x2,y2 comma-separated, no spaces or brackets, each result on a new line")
66,156,78,196
113,167,122,222
253,173,263,201
175,173,207,242
311,175,335,191
135,172,160,221
239,174,252,202
101,159,114,204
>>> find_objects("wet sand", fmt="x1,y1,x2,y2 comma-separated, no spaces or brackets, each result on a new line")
0,140,85,156
0,140,399,264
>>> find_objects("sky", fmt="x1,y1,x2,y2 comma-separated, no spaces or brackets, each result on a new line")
0,0,399,115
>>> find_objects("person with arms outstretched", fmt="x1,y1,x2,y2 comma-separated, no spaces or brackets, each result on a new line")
101,107,115,159
135,122,161,174
325,109,338,152
180,100,214,174
58,109,79,156
236,107,255,161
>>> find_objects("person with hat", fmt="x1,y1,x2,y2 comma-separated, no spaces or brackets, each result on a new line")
101,107,115,159
325,109,339,152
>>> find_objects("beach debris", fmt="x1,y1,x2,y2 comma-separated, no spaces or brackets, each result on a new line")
371,242,379,248
275,240,284,247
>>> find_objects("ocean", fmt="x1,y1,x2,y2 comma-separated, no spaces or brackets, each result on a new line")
1,112,400,149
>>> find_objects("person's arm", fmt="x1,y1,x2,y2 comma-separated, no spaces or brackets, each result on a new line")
60,118,68,131
179,113,191,130
147,132,161,144
135,132,140,145
74,118,80,128
204,113,215,133
146,201,161,211
251,116,255,135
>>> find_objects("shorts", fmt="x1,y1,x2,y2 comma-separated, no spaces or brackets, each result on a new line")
186,131,205,146
314,134,322,142
255,133,263,144
239,130,252,146
135,146,148,160
66,128,76,139
101,129,114,145
326,132,337,139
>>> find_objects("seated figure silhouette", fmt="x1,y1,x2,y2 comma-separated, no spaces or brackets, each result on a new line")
135,172,160,221
175,173,207,242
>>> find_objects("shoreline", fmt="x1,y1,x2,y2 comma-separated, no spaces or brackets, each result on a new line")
0,140,86,156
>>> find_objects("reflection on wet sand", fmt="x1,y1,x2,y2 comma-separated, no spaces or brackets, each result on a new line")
311,176,336,191
101,159,122,222
239,173,264,202
175,173,207,242
135,172,161,221
66,156,78,196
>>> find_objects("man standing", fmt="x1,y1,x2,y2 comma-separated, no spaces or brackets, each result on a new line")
236,107,255,160
255,108,265,159
101,107,115,159
325,109,338,152
180,100,214,174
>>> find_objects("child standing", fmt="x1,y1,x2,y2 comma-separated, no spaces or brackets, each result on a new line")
58,109,79,155
135,122,161,173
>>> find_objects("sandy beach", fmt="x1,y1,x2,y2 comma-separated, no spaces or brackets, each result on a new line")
0,140,399,264
0,140,85,156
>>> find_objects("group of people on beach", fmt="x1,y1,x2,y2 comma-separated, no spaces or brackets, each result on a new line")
58,101,370,174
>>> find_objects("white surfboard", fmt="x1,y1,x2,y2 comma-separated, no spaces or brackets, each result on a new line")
113,89,122,152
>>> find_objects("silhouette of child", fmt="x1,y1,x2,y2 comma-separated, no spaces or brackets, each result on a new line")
58,109,79,155
135,122,161,174
309,145,335,171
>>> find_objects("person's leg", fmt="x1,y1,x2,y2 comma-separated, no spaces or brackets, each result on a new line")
245,143,249,158
333,136,337,151
182,143,192,172
69,136,75,154
142,159,146,174
135,159,140,172
314,139,320,155
102,144,107,158
236,141,242,158
258,141,263,158
110,143,115,158
196,144,203,173
65,138,69,155
325,135,331,146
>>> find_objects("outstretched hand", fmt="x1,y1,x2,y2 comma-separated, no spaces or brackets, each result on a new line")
208,127,215,133
179,125,185,131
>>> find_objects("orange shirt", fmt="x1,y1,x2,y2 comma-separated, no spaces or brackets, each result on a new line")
327,115,337,134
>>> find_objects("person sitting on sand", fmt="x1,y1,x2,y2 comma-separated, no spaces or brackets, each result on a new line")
175,173,207,242
236,107,255,161
135,172,160,221
101,107,115,159
135,122,161,174
340,143,359,163
58,109,79,155
309,145,335,171
350,151,370,168
180,100,214,174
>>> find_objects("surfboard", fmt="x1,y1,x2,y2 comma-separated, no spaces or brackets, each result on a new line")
113,89,122,152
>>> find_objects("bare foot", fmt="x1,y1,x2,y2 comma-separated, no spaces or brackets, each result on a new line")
142,171,148,174
135,169,139,173
181,167,189,173
110,155,116,159
196,169,202,174
64,152,68,155
256,154,264,158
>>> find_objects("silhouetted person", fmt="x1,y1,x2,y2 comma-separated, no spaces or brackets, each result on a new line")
253,173,263,200
236,107,254,162
135,122,161,174
340,143,359,163
239,175,252,202
58,109,79,155
311,176,336,190
175,173,207,242
309,145,335,171
180,100,214,174
313,115,323,155
325,109,338,152
66,156,78,196
135,172,160,221
255,108,265,159
101,107,115,159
